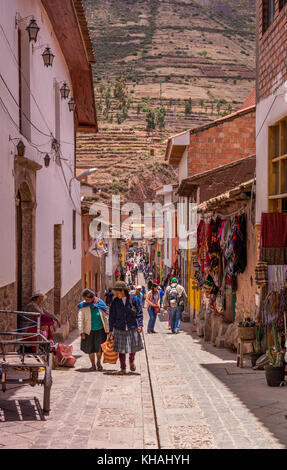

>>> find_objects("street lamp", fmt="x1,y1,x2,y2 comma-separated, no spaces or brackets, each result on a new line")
26,18,40,42
60,82,70,100
68,97,76,112
42,47,55,67
15,14,40,43
69,168,98,194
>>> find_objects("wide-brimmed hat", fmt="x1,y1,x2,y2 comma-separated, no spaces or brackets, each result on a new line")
31,290,47,300
112,281,127,291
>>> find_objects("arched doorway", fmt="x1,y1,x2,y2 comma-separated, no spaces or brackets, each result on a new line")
16,182,35,314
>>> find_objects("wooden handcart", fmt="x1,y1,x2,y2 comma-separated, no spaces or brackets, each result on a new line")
0,310,52,414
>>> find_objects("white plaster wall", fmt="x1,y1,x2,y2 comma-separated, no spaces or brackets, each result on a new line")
105,239,119,276
163,191,173,269
0,0,81,297
256,82,287,223
178,147,188,183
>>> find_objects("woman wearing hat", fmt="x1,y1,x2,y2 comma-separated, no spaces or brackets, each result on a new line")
146,281,160,334
25,291,61,336
108,281,143,375
24,291,61,351
78,288,108,371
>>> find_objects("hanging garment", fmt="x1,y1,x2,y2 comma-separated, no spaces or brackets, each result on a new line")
220,219,231,252
232,213,247,275
261,247,287,265
261,213,287,248
255,261,268,286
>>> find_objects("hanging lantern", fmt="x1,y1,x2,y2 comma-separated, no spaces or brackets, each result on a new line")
26,18,40,43
42,47,55,67
16,140,25,157
60,82,70,100
44,154,51,167
68,97,76,112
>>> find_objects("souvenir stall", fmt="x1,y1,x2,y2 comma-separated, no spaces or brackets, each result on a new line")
193,180,254,348
255,213,287,384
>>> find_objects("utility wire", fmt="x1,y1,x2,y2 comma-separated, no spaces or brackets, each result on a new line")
0,22,81,211
0,22,74,146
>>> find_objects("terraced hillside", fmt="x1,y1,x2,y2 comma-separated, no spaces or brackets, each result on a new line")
78,0,256,205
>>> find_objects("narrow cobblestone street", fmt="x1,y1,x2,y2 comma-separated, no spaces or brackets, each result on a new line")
1,304,287,449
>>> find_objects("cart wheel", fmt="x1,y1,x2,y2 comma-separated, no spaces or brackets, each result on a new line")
43,354,52,415
1,371,6,392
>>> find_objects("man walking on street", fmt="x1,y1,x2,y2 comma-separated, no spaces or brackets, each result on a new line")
163,278,187,334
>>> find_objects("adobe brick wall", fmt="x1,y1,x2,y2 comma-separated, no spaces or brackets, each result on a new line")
188,109,256,176
257,0,287,102
0,283,17,332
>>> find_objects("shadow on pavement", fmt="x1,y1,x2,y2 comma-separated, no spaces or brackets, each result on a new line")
103,371,140,376
0,397,45,422
178,320,287,447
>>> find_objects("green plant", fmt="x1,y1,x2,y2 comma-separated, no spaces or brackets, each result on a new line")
146,108,156,132
255,325,263,353
185,98,192,115
155,106,166,131
267,321,284,367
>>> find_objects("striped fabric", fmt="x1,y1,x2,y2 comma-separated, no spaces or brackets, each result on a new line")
113,328,144,354
101,338,119,364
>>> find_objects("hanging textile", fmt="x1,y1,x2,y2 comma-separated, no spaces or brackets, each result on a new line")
233,213,247,275
255,261,268,286
261,247,287,265
267,265,287,292
261,213,287,248
89,232,108,257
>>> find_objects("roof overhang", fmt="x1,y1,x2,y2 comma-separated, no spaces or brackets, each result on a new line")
165,130,190,165
156,184,178,196
41,0,98,133
197,179,255,213
177,180,198,197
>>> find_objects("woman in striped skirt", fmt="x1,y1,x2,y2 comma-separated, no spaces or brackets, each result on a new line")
108,281,144,375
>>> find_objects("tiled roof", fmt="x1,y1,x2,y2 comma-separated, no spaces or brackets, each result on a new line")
72,0,95,64
241,88,256,110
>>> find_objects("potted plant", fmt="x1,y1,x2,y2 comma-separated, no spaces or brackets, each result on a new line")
265,321,285,387
238,317,256,340
251,324,263,367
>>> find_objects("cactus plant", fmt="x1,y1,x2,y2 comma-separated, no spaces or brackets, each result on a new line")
268,322,284,367
255,324,263,353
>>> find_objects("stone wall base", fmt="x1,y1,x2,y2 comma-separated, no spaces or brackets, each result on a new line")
195,304,241,352
0,283,17,332
60,279,82,331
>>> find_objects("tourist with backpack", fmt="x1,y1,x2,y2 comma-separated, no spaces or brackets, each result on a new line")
163,278,188,334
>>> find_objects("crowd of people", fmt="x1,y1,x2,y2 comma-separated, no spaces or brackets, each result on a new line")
80,249,188,374
24,249,187,375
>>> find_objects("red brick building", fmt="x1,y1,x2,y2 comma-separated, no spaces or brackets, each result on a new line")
257,0,287,103
165,104,256,177
256,0,287,222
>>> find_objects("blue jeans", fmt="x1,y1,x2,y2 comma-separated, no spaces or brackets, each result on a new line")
169,305,184,332
147,307,157,332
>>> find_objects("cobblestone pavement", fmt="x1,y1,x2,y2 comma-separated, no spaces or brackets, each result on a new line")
1,306,287,449
145,310,287,449
0,329,157,449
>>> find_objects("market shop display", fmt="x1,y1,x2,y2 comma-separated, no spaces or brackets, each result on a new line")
193,213,247,316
